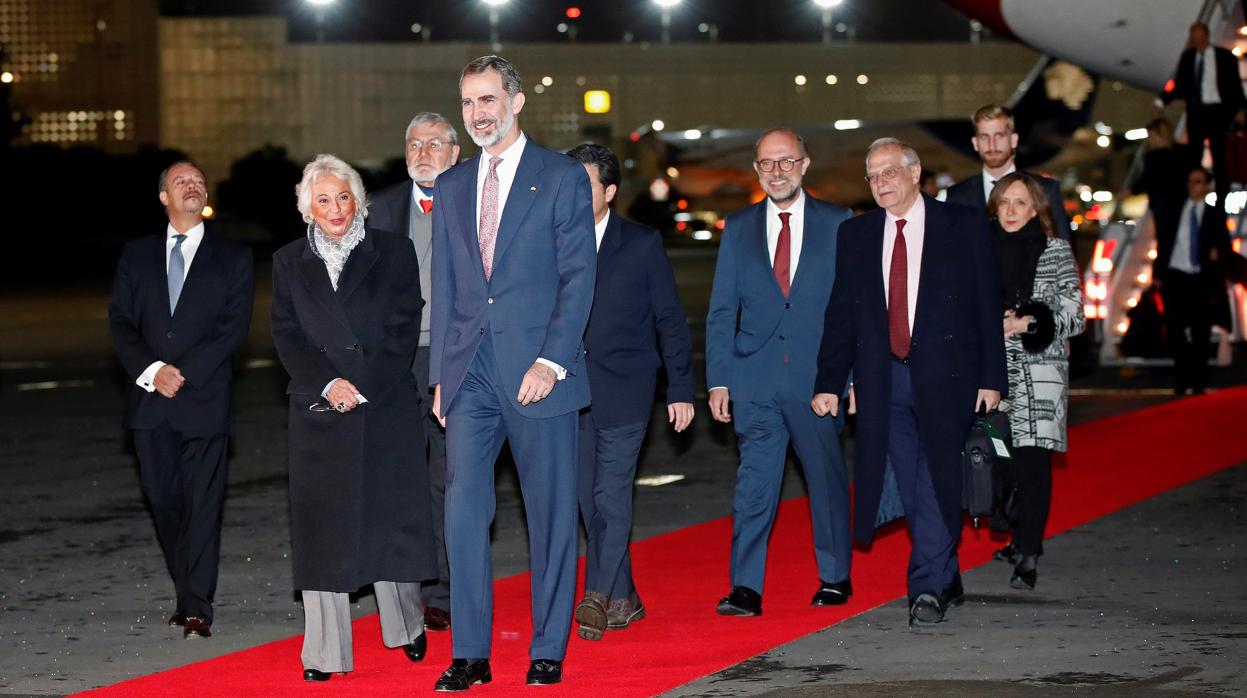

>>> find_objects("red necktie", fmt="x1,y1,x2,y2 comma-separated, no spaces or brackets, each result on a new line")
774,211,792,298
419,198,433,215
888,218,911,360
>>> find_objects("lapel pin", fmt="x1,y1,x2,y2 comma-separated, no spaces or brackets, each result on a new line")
530,186,537,191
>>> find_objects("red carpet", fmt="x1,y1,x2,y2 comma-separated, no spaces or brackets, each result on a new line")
75,388,1247,697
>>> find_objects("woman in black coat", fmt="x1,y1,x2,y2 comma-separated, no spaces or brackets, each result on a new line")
272,154,437,682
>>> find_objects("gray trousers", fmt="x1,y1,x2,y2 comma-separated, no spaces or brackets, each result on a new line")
301,581,424,672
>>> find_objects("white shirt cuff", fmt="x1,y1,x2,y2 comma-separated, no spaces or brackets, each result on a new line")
136,361,166,393
709,386,727,393
535,358,566,381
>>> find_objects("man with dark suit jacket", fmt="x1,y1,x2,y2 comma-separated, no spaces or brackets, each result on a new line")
1160,22,1247,205
367,112,461,633
945,104,1070,242
707,128,854,617
812,138,1006,626
565,143,695,641
108,161,255,639
429,55,595,691
1152,166,1232,394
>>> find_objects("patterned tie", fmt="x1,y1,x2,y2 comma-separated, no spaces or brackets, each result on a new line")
419,198,433,215
479,156,503,280
888,219,911,360
1189,204,1201,269
168,234,187,313
774,211,792,298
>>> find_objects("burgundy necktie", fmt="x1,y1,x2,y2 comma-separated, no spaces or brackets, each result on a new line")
774,211,792,298
419,198,433,215
888,218,911,360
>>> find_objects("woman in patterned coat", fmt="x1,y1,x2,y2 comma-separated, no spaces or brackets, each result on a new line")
987,172,1085,591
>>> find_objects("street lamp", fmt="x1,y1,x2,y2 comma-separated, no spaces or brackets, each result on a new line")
306,0,335,43
813,0,843,46
482,0,509,50
653,0,680,45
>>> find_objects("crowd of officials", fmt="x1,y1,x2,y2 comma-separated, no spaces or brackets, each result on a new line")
108,24,1236,689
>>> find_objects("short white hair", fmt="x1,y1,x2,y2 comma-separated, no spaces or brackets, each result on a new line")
295,154,369,224
865,137,921,169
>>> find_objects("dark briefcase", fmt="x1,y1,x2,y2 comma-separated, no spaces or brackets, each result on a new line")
962,410,1012,526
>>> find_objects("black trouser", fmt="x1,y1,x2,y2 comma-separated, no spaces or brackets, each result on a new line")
132,425,229,622
413,345,450,611
1186,102,1236,202
1164,269,1213,393
1009,446,1052,558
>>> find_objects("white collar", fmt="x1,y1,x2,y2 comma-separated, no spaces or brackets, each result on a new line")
483,130,528,166
167,220,205,243
766,189,805,220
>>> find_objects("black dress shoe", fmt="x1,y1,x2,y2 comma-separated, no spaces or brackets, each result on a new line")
1010,555,1038,590
424,606,451,631
526,659,563,686
167,613,185,627
434,659,491,692
993,543,1020,565
811,578,852,606
716,586,762,616
908,592,945,626
183,616,211,639
941,575,965,609
402,632,427,662
303,669,332,682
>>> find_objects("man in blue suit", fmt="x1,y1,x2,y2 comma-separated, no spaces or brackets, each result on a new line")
707,128,854,617
565,143,695,641
429,55,596,691
812,138,1006,626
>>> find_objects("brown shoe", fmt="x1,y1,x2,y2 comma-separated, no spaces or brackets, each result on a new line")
424,606,451,632
574,591,608,641
606,593,646,630
167,613,185,627
183,616,212,639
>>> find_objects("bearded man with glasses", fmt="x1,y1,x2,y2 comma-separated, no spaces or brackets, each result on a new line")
706,128,854,617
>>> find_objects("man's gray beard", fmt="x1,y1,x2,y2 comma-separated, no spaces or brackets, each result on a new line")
467,110,515,149
768,185,799,205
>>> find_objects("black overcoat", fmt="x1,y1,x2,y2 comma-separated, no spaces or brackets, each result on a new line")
271,226,437,592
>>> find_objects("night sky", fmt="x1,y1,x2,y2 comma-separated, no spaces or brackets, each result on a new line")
159,0,985,44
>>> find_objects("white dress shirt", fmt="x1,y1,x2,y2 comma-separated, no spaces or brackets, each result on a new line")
1169,198,1205,274
981,163,1016,203
411,183,434,212
135,222,206,392
474,131,565,380
882,196,926,333
595,210,610,252
1197,46,1222,105
766,190,805,284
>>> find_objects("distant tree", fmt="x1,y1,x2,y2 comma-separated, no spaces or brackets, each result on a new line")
217,144,305,240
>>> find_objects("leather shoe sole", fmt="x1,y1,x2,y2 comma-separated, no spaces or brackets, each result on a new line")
811,579,853,606
574,597,607,641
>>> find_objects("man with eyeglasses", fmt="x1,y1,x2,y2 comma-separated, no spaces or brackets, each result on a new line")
945,104,1069,241
812,138,1005,627
368,112,461,632
707,128,853,617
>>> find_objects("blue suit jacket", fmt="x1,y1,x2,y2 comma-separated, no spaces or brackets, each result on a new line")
706,193,851,401
584,214,694,428
815,196,1007,544
429,138,596,418
108,226,255,435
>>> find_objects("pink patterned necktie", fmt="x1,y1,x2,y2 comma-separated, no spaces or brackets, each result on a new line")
479,156,503,280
